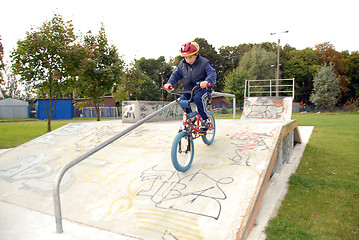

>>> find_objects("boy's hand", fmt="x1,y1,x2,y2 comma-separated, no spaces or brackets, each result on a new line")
200,81,209,88
163,83,172,90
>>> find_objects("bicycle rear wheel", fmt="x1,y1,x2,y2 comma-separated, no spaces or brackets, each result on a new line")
202,112,216,145
171,131,194,172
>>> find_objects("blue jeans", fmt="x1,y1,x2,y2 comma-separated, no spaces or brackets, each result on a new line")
179,89,210,120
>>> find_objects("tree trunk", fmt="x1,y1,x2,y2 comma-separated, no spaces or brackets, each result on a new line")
95,103,100,121
42,94,52,132
42,92,58,132
47,118,51,132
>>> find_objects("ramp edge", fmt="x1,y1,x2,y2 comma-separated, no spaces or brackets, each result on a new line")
236,120,301,240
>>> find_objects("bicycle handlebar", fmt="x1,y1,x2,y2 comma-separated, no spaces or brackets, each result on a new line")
163,82,211,93
163,82,213,103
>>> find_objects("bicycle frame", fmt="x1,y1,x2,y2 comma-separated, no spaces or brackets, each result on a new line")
164,83,216,172
181,105,213,138
168,84,214,138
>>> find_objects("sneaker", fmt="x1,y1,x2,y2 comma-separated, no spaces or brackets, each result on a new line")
200,118,210,132
189,116,196,125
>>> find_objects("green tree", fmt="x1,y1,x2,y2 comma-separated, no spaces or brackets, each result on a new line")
0,36,5,83
134,73,158,100
0,65,33,101
193,38,224,91
279,44,297,79
310,64,340,111
280,44,297,62
114,66,143,103
238,45,276,80
219,44,253,76
257,42,277,53
77,25,124,121
63,42,88,98
134,56,172,100
344,51,359,97
314,42,353,105
11,14,76,131
282,48,320,103
223,67,252,105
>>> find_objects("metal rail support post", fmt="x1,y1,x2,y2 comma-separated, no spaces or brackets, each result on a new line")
212,92,236,119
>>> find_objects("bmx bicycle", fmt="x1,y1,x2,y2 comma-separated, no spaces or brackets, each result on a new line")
164,83,216,172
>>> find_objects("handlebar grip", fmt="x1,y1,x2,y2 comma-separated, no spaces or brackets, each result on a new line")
196,82,212,87
163,84,174,92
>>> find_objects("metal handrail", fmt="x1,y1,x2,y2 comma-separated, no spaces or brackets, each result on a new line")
53,99,178,233
52,91,234,233
244,79,295,98
212,92,236,119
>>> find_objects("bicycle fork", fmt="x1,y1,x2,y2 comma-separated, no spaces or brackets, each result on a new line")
179,134,191,153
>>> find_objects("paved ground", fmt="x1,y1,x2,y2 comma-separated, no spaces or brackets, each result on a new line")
0,119,313,240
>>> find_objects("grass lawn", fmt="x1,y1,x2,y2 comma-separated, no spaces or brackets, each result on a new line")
0,120,74,149
0,113,358,239
0,117,123,149
0,118,119,149
266,112,359,240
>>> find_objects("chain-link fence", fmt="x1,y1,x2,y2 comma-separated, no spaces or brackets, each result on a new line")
82,106,121,118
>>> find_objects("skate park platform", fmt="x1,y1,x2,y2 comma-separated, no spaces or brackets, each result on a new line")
0,115,312,239
0,96,313,240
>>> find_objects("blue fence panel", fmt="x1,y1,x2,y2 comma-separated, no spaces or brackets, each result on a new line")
36,99,73,120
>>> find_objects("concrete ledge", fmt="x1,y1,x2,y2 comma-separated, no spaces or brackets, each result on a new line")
247,126,314,240
0,149,12,155
122,101,183,123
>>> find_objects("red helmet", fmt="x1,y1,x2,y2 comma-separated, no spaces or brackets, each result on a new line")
180,42,199,57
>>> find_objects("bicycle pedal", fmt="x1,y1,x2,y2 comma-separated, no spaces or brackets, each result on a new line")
198,132,206,136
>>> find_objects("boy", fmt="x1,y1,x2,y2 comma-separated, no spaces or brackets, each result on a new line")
163,41,217,132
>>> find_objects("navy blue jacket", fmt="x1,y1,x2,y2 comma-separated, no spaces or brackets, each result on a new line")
168,54,216,91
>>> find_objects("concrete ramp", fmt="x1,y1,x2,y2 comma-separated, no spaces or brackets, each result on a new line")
0,116,302,239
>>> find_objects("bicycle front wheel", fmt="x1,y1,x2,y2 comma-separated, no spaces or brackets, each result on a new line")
171,131,194,172
202,112,216,145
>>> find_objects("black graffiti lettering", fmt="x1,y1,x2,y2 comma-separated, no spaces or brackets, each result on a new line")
137,165,234,220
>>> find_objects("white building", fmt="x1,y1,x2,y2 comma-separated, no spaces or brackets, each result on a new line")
0,98,29,118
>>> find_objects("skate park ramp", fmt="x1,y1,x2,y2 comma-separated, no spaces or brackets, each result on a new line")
241,97,293,121
0,98,311,240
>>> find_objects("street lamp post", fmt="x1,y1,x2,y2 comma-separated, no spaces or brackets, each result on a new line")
161,72,164,101
270,30,289,96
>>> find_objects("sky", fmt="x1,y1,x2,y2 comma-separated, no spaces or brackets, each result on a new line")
1,0,359,64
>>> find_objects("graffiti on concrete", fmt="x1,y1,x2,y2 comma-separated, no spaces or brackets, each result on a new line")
228,127,277,166
242,97,292,120
123,102,136,119
0,152,74,194
122,101,183,122
135,209,202,240
161,229,181,240
0,122,121,195
136,165,234,220
140,103,183,120
148,104,183,119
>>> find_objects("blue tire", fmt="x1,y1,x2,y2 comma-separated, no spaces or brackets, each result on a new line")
202,112,216,145
171,131,194,172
